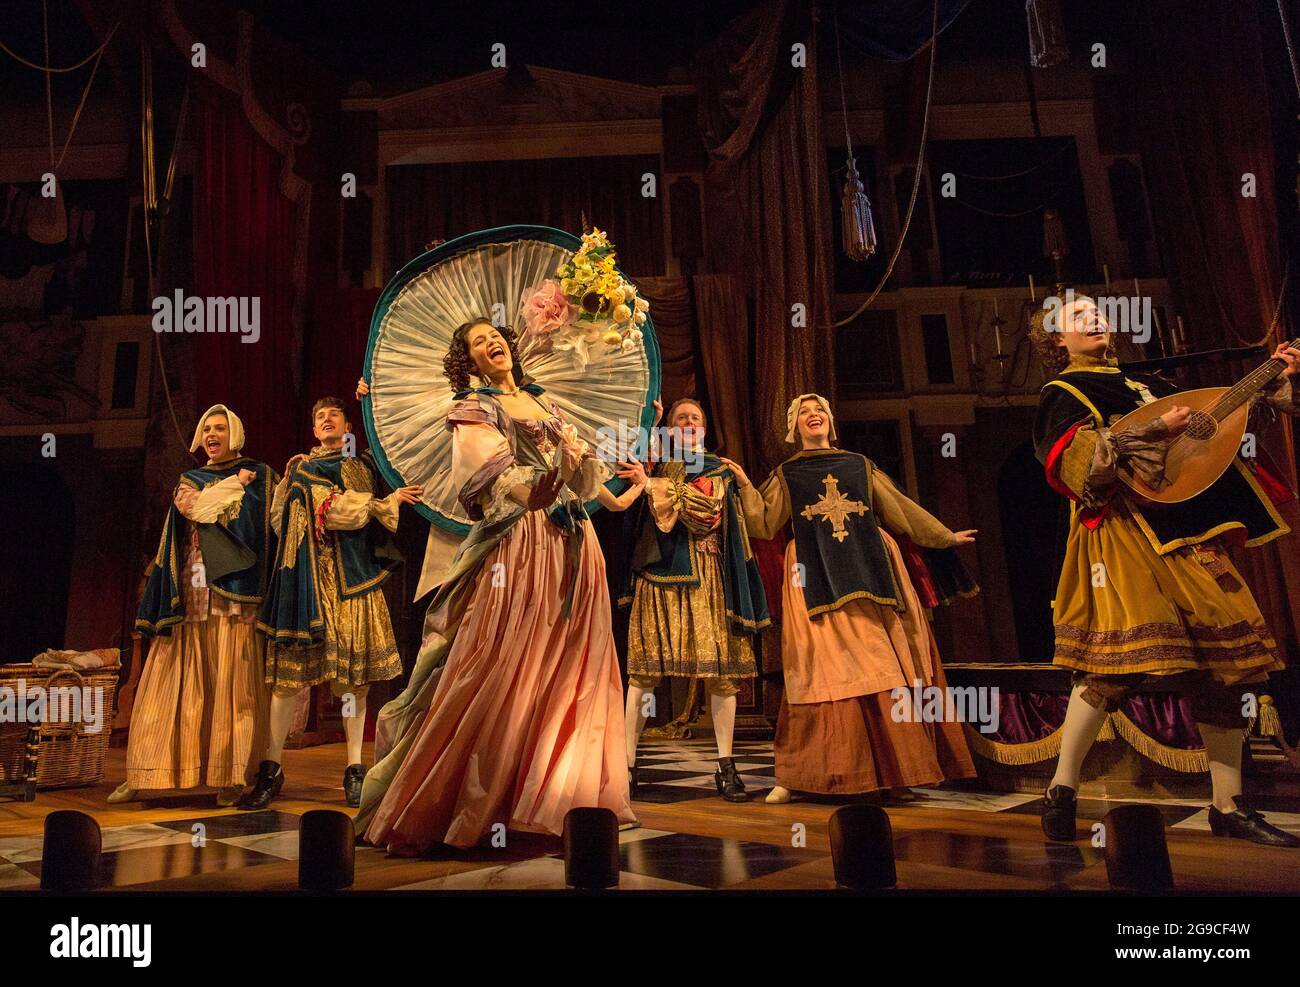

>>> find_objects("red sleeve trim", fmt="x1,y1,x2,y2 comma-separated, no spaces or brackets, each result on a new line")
1044,420,1110,528
1043,420,1086,501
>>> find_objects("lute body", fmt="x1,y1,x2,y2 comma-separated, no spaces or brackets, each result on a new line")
1115,338,1298,504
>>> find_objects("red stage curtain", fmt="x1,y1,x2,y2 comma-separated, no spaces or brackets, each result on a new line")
305,285,382,448
1131,1,1300,657
191,85,302,470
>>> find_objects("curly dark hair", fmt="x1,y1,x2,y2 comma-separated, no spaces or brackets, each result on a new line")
443,318,523,393
1028,292,1098,377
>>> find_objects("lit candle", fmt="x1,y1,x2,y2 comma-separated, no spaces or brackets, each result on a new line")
1103,264,1110,292
993,295,1000,318
1176,316,1187,350
1029,275,1036,302
995,317,1003,357
1134,277,1141,299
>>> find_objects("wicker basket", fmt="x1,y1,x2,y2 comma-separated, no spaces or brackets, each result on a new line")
0,650,121,791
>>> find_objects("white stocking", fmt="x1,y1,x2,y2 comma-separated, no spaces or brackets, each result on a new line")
265,689,302,765
1049,685,1109,791
1197,722,1244,813
710,692,736,759
343,693,368,766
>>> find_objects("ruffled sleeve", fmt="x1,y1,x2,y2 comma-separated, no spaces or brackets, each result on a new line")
447,397,530,522
175,474,245,524
1035,382,1170,512
556,420,611,501
322,490,402,532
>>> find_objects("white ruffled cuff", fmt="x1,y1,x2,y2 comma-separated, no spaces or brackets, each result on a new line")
482,464,537,524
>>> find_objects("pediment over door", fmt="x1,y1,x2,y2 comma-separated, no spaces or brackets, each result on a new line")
355,66,668,130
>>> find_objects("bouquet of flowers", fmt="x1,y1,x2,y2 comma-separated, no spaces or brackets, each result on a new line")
519,228,649,368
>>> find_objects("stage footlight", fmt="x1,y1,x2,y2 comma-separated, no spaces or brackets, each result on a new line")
829,804,897,890
298,810,356,891
41,810,102,891
1102,804,1174,892
563,807,620,889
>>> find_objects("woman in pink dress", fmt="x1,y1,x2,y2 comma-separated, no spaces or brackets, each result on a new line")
355,317,644,851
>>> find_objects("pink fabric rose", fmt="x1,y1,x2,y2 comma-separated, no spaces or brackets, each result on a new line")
521,280,576,337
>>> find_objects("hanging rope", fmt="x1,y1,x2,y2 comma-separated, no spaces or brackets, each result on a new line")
0,19,118,72
53,36,108,172
139,46,194,455
15,3,115,173
833,1,854,156
826,0,940,329
948,139,1073,181
43,0,54,169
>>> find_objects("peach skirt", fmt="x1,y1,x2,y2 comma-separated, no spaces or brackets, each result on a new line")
362,511,634,851
776,528,976,794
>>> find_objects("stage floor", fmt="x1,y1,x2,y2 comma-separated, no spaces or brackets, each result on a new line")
3,739,1299,893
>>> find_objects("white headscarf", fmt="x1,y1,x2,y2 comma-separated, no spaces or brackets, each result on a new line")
190,404,246,456
784,393,837,445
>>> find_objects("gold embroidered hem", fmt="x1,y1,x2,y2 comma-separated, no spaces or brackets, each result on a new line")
1051,509,1282,683
626,540,757,681
265,534,401,691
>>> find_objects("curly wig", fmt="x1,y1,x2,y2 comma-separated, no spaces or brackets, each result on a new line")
1027,292,1102,378
443,319,523,393
1027,307,1069,377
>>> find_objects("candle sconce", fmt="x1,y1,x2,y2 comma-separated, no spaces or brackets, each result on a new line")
969,298,1027,396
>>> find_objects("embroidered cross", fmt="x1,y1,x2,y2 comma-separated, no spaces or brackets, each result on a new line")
800,474,868,542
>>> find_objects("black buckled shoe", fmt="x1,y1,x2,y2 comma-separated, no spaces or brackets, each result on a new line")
343,763,366,808
1041,784,1078,841
1208,804,1300,847
236,760,283,810
715,757,749,803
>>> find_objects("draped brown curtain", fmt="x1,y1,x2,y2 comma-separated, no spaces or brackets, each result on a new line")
635,276,696,406
694,272,759,468
1130,1,1300,657
695,0,835,474
385,156,665,279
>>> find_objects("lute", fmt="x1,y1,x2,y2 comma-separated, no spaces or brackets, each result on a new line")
1115,338,1299,504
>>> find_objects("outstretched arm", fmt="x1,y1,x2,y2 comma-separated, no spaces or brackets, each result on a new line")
870,470,973,549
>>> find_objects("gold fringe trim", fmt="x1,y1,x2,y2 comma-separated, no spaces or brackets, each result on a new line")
1108,711,1208,772
965,712,1211,772
961,722,1064,765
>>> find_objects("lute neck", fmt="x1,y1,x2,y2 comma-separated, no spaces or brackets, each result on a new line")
1212,337,1300,421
